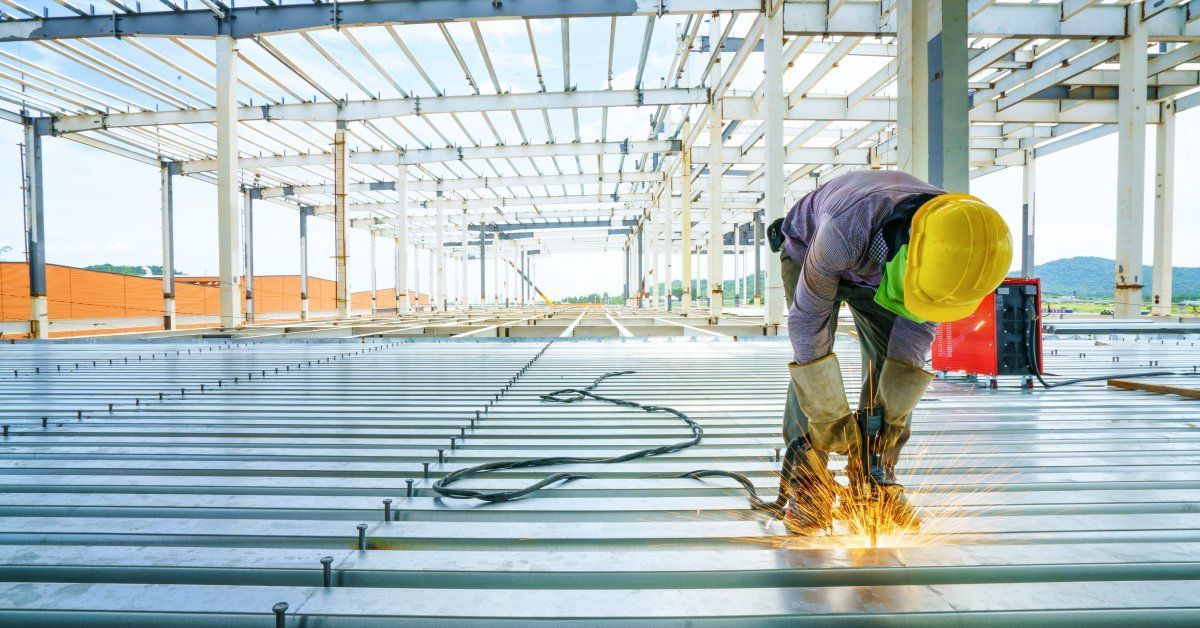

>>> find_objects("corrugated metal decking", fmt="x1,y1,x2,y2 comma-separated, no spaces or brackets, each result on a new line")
0,334,1198,624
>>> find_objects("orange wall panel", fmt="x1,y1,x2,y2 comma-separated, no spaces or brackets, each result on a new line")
0,263,432,329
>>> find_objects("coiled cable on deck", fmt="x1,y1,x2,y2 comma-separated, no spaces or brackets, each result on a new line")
431,370,782,513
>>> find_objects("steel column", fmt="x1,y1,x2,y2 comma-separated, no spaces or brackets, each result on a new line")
395,166,410,315
1021,148,1036,277
505,243,513,307
522,250,529,306
369,231,378,315
1151,99,1176,317
333,122,350,319
648,207,659,309
708,12,724,320
242,188,254,325
898,0,968,189
764,3,785,328
479,224,487,304
663,172,674,311
21,123,47,339
636,224,644,308
215,35,241,328
492,228,501,306
460,212,469,309
733,221,741,306
160,162,175,331
299,207,310,321
436,208,446,311
429,246,437,310
680,119,693,314
623,243,630,305
393,237,403,313
754,213,763,305
1115,4,1148,319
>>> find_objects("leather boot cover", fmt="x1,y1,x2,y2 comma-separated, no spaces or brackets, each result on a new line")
874,358,934,451
788,355,855,454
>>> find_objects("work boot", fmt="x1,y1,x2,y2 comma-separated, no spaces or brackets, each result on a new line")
782,477,834,534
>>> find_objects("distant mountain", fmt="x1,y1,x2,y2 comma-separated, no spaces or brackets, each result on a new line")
1032,256,1200,302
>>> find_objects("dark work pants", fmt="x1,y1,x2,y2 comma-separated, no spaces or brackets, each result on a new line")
780,252,911,480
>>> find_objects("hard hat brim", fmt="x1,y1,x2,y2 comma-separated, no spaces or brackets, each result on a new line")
903,295,984,323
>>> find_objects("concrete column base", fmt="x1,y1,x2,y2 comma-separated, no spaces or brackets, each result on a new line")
30,295,48,339
163,297,176,331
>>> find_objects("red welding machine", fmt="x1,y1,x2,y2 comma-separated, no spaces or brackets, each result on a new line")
932,278,1042,384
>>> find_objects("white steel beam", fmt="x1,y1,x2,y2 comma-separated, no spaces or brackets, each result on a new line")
691,145,870,165
782,2,1200,39
1149,41,1200,75
12,0,1200,43
331,193,654,215
48,88,710,134
994,41,1120,111
1151,99,1176,316
179,140,680,174
256,172,661,200
1115,5,1149,319
722,94,1171,125
214,35,241,329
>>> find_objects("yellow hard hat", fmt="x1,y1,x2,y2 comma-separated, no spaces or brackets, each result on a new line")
904,193,1013,322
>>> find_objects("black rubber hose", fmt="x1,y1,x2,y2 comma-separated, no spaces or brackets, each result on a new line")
431,370,783,513
1026,295,1179,387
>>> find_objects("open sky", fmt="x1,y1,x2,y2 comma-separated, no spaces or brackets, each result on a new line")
0,14,1197,301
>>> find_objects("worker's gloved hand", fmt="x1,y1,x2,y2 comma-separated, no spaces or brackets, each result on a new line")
788,355,855,454
874,358,935,451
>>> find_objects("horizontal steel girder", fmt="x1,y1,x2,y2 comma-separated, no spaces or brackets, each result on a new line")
720,95,1166,125
312,193,654,215
178,140,679,174
783,1,1200,40
0,1,760,42
254,172,662,200
1,1,1196,42
47,88,710,135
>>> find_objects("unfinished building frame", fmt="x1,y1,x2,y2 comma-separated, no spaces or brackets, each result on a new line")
5,0,1199,338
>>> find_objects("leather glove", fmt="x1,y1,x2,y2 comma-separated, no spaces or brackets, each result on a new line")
874,358,934,451
788,355,855,454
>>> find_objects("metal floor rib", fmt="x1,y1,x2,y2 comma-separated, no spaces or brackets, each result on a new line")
0,335,1198,624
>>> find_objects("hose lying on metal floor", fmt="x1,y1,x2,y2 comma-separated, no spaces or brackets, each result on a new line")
432,370,784,513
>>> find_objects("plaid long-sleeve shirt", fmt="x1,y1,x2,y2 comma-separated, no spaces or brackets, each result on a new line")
781,170,943,368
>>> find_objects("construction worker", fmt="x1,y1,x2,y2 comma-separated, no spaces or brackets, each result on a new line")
773,169,1012,534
